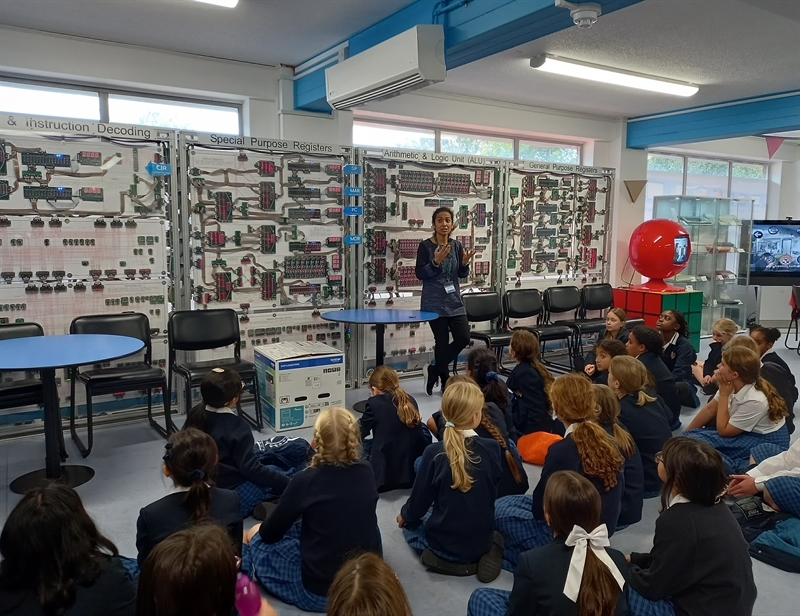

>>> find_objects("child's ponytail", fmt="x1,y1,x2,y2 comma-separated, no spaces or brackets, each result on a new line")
579,549,622,616
755,377,789,423
466,347,509,411
163,428,218,523
479,412,523,484
440,381,484,492
510,330,555,394
369,365,420,427
592,384,635,459
609,356,657,406
311,407,361,467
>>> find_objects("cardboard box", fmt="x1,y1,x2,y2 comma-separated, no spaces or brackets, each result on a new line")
254,341,345,432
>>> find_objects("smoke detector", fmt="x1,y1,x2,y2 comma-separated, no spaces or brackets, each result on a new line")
555,0,602,29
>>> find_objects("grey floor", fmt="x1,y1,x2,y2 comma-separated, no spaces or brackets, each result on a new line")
2,338,799,616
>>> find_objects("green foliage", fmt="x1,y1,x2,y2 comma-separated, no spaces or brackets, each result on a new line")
519,145,579,164
647,155,683,173
441,135,513,158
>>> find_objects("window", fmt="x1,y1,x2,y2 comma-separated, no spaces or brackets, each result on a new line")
645,154,684,219
0,81,100,120
108,95,239,134
519,140,580,164
440,131,513,158
353,122,435,150
731,162,768,219
686,157,729,198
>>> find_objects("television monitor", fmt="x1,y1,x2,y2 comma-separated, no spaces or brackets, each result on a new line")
749,220,800,286
673,236,689,265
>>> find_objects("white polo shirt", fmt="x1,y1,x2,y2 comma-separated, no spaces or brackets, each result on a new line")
747,439,800,491
716,383,785,434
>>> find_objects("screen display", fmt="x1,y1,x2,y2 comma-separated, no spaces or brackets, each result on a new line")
673,236,689,265
750,220,800,286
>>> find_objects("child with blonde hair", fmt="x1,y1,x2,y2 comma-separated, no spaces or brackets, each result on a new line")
507,330,559,435
360,365,431,492
243,407,381,612
398,380,504,582
608,356,672,496
685,346,789,473
327,553,411,616
594,383,644,526
691,317,737,395
495,373,624,570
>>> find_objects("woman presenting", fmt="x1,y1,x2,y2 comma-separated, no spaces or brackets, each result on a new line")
415,206,476,395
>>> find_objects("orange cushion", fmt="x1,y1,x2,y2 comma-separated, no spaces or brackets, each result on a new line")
517,431,563,465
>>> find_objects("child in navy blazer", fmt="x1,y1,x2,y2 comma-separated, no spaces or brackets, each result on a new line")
360,365,431,492
399,379,504,583
657,310,699,408
627,325,682,429
589,339,628,386
506,330,560,435
583,307,629,375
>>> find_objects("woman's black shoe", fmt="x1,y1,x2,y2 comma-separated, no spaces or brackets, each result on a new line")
425,364,438,396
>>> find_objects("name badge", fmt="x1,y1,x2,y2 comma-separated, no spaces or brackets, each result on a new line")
444,282,456,294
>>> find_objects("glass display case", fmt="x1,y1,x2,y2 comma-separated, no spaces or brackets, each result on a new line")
652,196,755,335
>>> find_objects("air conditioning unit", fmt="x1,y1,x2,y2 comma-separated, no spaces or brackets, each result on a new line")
325,24,446,110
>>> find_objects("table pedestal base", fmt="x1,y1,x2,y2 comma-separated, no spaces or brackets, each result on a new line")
353,400,367,414
10,465,95,494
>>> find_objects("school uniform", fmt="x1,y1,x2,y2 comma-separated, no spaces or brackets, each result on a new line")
247,460,381,612
136,486,243,567
636,352,681,425
401,433,502,564
592,370,610,386
760,362,797,435
584,328,629,366
507,361,556,435
627,496,757,616
662,333,699,408
684,382,789,473
618,394,673,495
602,422,645,524
702,341,722,380
0,556,136,616
749,439,800,517
495,424,624,570
468,537,630,616
761,348,794,383
360,391,430,492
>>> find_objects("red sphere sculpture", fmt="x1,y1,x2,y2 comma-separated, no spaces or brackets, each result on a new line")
628,219,692,292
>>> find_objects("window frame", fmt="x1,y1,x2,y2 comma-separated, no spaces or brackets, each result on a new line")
0,74,243,135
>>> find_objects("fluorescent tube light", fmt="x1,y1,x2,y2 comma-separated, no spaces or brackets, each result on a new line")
191,0,238,7
530,55,698,97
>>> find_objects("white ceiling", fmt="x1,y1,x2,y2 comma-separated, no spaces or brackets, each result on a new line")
428,0,800,118
0,0,416,66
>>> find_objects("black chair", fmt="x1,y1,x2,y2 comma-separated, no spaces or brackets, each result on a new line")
505,288,577,372
462,292,513,368
168,309,262,430
0,322,46,412
579,283,614,333
69,313,170,457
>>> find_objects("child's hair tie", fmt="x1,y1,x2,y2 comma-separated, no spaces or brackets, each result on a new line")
162,442,173,461
486,371,499,382
187,469,205,481
211,367,225,373
574,417,587,423
444,421,455,428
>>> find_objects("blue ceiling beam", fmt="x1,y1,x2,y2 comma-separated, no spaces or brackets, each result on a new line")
294,0,645,112
626,91,800,149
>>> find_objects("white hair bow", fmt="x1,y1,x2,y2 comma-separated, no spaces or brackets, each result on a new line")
563,524,626,602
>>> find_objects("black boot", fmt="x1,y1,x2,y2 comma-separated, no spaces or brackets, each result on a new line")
425,364,438,396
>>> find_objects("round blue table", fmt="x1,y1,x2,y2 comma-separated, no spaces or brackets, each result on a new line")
320,309,439,412
0,334,144,493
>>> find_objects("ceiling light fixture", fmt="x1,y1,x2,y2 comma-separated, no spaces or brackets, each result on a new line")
530,54,699,97
191,0,239,7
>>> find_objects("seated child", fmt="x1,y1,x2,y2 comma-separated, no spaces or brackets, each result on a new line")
360,365,431,492
750,324,794,377
244,407,382,613
627,325,681,429
136,428,242,568
183,367,311,518
506,330,560,435
691,317,737,396
627,437,756,616
588,339,627,386
729,437,800,518
608,356,673,496
327,553,411,616
399,379,504,583
594,383,644,526
468,471,630,616
137,525,276,616
583,307,629,375
657,309,699,408
495,373,624,571
684,346,789,473
0,483,136,616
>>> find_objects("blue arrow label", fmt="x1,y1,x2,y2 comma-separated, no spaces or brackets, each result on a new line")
343,164,362,175
145,161,172,176
344,186,362,197
344,206,363,216
344,235,362,245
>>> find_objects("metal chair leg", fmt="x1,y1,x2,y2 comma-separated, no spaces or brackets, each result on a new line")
69,370,91,457
147,387,169,439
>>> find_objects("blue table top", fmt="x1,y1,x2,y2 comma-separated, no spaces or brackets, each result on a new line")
320,309,439,325
0,334,145,370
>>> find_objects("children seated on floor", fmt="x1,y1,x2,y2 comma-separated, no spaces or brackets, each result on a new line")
359,365,431,493
468,471,630,616
626,325,682,429
626,437,757,616
657,309,699,408
608,356,673,497
494,373,624,571
327,553,412,616
183,367,311,519
506,330,560,436
691,317,737,397
583,307,629,375
399,379,504,583
0,483,136,616
137,525,276,616
683,346,788,473
243,407,381,613
594,383,644,526
588,339,628,386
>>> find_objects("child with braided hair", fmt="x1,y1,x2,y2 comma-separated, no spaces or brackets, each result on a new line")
243,407,382,612
507,330,560,435
398,380,504,583
495,373,624,571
